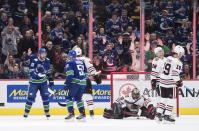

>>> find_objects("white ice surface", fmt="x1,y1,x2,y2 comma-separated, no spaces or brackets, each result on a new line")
0,115,198,131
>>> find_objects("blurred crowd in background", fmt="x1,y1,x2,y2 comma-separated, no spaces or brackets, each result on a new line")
0,0,198,79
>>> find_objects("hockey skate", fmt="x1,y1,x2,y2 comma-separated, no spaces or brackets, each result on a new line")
89,110,94,118
45,112,50,120
76,113,86,121
155,113,163,123
23,112,28,119
163,115,175,123
65,113,75,121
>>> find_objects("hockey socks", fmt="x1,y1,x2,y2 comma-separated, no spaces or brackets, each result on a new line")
24,100,33,117
66,100,74,114
43,100,50,113
77,101,85,114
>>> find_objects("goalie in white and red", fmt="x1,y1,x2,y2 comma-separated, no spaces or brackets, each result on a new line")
103,88,156,119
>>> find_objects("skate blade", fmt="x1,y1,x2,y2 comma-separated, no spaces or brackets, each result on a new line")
155,117,163,124
76,118,86,122
163,120,175,124
46,117,50,120
65,117,75,122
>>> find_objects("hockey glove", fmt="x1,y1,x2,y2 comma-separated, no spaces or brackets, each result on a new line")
49,78,54,88
93,75,102,84
176,79,183,87
151,79,157,90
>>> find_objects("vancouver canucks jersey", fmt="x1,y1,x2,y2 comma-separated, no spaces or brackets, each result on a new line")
65,59,87,86
29,57,52,83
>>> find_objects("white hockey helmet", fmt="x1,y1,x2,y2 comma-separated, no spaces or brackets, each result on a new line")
154,47,164,55
73,47,82,56
174,45,185,57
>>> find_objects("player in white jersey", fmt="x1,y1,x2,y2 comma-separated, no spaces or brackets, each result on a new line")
151,47,166,96
156,45,184,123
73,47,101,117
103,88,156,119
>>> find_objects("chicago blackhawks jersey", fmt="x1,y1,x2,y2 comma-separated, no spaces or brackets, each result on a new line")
77,56,97,76
159,56,183,88
151,57,167,82
115,94,153,112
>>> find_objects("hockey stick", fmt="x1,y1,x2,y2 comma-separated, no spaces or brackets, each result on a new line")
48,88,68,106
181,85,198,94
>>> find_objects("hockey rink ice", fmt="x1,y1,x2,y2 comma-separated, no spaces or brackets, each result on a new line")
0,115,198,131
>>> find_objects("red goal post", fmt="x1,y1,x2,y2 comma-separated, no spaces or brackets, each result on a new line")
110,72,179,117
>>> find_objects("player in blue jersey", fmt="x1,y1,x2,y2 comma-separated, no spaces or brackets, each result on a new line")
23,48,54,119
64,50,87,120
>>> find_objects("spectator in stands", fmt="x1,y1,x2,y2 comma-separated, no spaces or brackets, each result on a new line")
182,63,192,80
6,63,25,79
0,12,8,32
174,0,189,24
42,11,54,31
106,0,122,15
44,40,54,64
105,13,121,37
1,25,22,61
145,40,158,72
102,42,119,75
54,52,67,79
46,0,63,16
49,21,63,45
18,30,37,58
78,18,88,36
20,16,33,35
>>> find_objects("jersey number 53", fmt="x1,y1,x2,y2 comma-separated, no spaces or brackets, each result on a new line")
77,65,85,76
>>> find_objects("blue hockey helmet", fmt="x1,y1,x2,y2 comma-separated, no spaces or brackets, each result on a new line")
68,50,77,58
38,48,47,54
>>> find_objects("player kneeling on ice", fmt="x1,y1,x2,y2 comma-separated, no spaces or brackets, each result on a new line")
64,50,87,120
24,48,54,119
103,88,156,119
155,45,184,123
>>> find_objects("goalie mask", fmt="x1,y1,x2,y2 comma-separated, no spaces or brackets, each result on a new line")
131,88,140,100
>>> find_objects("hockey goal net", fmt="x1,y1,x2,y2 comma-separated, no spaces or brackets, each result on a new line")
110,72,179,117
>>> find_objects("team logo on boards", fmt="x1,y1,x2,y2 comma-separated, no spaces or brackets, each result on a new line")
119,83,137,97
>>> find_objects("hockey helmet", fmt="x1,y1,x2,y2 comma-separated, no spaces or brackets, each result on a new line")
131,88,140,100
174,45,185,57
38,48,47,54
68,50,77,58
154,47,163,55
73,47,82,56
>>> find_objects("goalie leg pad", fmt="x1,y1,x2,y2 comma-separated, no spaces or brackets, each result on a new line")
144,105,156,119
111,103,123,119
